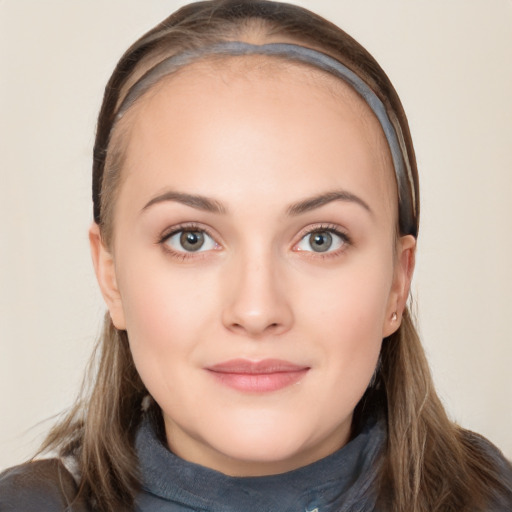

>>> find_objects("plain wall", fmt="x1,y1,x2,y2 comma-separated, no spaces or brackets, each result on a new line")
1,0,511,469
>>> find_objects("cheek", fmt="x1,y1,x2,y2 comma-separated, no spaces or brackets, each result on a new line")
298,250,393,334
296,254,393,389
115,254,220,382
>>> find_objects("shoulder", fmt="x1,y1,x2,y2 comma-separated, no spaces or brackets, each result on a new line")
462,429,512,510
463,429,512,475
0,458,89,511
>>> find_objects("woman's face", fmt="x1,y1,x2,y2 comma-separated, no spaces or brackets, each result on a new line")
91,58,415,476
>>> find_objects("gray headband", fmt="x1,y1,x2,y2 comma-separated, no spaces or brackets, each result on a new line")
116,42,416,235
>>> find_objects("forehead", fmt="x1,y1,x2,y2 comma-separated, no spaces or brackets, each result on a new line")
123,55,393,159
114,55,397,216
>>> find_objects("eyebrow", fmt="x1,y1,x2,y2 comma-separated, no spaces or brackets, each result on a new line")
286,190,373,216
141,188,372,217
142,191,227,214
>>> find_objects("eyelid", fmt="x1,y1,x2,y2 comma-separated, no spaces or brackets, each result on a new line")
158,223,221,256
292,223,351,255
156,222,350,260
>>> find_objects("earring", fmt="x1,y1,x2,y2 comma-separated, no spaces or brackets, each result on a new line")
391,312,398,322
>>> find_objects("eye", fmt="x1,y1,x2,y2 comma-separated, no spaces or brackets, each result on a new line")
164,229,218,253
295,229,348,253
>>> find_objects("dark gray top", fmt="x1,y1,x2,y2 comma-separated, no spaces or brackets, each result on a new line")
0,414,385,512
133,413,385,512
2,413,511,511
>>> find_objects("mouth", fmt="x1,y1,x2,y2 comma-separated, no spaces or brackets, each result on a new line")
205,358,310,392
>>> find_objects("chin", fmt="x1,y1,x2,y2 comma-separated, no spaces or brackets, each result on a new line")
203,411,349,475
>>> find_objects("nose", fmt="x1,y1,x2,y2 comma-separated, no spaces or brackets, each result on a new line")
221,250,294,338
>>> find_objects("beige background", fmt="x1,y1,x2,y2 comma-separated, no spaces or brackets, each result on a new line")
1,0,511,469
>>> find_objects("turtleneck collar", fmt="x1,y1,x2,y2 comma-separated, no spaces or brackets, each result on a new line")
134,413,386,512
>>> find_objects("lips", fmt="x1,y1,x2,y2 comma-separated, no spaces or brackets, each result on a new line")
206,359,310,392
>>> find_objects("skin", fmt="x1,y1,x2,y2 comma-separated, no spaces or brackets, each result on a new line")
90,57,415,477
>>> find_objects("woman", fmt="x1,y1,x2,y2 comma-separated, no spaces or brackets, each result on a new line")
1,1,511,511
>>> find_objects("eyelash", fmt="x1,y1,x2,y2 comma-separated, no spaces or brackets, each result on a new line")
157,223,352,260
157,223,218,261
294,224,352,259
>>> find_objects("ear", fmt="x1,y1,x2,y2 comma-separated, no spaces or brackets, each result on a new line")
89,223,126,330
382,234,416,337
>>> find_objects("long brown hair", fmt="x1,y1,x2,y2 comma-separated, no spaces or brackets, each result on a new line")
39,1,511,511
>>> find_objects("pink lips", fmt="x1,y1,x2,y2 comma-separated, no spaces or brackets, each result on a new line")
206,359,309,392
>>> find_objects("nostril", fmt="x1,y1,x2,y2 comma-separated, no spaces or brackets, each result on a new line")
264,323,281,333
229,321,282,336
